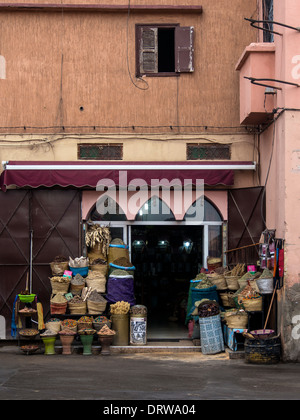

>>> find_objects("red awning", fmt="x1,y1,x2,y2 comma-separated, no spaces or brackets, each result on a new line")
0,161,256,191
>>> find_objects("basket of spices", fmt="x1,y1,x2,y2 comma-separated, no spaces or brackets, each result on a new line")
207,272,227,290
61,318,77,332
239,286,263,311
70,274,85,295
86,271,107,294
45,318,61,334
225,309,248,329
87,290,107,314
219,291,235,308
20,344,39,355
89,258,108,276
68,295,87,315
50,276,70,295
19,329,39,339
50,294,67,314
50,255,69,276
77,316,93,331
93,315,112,332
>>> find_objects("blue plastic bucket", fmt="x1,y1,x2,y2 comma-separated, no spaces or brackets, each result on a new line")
70,266,89,277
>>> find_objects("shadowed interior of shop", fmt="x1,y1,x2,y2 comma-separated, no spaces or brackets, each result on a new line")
131,225,203,339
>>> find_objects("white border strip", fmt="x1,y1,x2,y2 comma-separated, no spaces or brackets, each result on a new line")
3,163,256,171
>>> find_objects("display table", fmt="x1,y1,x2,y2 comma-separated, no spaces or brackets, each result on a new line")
223,324,247,351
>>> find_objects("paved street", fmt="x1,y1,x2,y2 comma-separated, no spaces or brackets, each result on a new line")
0,346,300,402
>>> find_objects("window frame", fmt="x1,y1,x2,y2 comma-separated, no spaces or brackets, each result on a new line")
135,23,194,78
77,143,123,161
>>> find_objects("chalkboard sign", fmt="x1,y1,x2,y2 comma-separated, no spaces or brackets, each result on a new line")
130,317,147,345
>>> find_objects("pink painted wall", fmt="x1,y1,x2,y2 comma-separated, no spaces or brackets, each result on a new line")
236,43,275,125
82,189,227,221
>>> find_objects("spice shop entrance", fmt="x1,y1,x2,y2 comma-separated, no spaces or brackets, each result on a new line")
131,224,204,339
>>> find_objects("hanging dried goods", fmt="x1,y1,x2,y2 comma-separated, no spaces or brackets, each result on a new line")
85,225,111,256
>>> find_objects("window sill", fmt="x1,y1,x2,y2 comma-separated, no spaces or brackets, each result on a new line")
137,73,180,78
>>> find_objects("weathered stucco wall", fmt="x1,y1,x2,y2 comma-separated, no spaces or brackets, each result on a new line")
259,0,300,361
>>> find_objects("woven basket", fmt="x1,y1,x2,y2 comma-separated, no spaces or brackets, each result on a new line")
86,274,106,293
87,299,107,315
89,264,108,276
225,276,240,291
77,321,93,331
93,320,112,332
68,301,87,315
207,257,222,271
219,292,235,308
256,277,274,294
88,242,107,261
50,261,69,276
207,273,227,290
50,302,67,315
50,279,70,295
70,282,85,295
238,278,248,289
242,296,263,311
61,320,77,332
45,320,61,334
226,312,248,329
108,244,129,265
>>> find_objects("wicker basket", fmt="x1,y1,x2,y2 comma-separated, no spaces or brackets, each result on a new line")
61,320,77,332
242,296,263,311
50,278,70,295
70,282,85,295
50,261,69,276
108,244,129,265
238,278,248,289
77,321,93,331
225,276,240,291
225,312,248,329
219,292,235,308
207,273,227,290
45,320,61,334
88,243,107,262
207,257,222,271
89,264,108,276
93,320,112,332
68,301,87,315
87,298,107,315
86,274,106,293
50,302,67,315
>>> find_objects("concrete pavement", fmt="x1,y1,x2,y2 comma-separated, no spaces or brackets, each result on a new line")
0,344,300,401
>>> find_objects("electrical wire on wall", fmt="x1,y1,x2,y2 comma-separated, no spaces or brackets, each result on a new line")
126,0,149,91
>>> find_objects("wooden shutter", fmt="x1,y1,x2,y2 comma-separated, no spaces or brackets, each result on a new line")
139,27,158,74
175,26,194,73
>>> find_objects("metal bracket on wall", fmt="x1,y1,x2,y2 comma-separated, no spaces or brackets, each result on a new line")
244,77,300,91
244,18,300,36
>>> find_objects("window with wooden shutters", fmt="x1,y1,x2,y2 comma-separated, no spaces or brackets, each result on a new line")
136,24,194,76
140,27,158,74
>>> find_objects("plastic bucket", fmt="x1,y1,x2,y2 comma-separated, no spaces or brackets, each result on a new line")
70,266,89,277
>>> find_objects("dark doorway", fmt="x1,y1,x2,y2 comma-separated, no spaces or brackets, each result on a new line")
131,225,203,339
